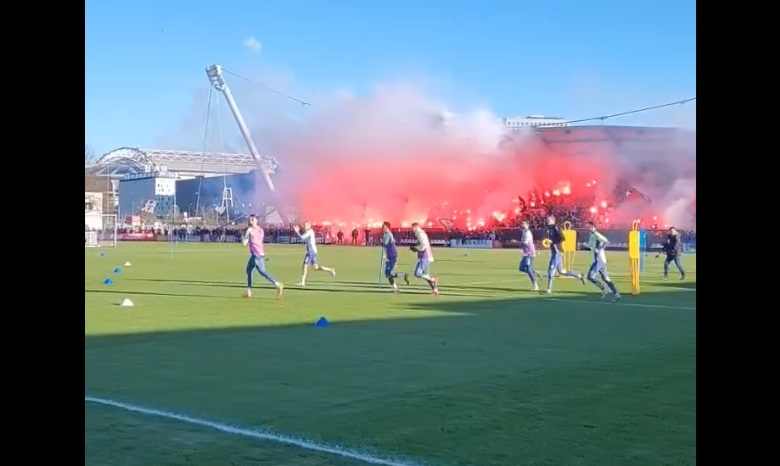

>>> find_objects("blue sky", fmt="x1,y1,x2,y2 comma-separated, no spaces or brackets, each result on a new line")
85,0,696,156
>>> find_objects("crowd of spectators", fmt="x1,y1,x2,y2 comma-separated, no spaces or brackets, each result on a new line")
112,223,693,247
99,194,694,246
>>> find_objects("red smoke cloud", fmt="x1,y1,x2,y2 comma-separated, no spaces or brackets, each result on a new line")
257,85,693,228
295,142,608,227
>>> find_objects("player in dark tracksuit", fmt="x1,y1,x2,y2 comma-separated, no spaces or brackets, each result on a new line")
661,227,686,280
381,221,409,292
543,215,585,294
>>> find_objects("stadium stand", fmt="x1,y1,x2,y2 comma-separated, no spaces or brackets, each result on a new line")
84,147,278,179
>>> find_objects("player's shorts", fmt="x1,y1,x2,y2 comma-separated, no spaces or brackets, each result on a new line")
415,259,430,277
384,256,397,278
303,253,318,265
519,256,534,272
247,254,267,272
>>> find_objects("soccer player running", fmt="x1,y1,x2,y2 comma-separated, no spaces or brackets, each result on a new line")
381,222,410,292
586,221,621,301
519,220,542,291
293,221,336,286
542,215,585,294
242,214,283,298
660,226,686,280
410,222,439,295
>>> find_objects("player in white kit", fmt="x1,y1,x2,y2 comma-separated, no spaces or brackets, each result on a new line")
411,223,439,295
293,221,336,286
586,221,621,301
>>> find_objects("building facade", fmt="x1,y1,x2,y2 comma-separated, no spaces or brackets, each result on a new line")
118,172,179,217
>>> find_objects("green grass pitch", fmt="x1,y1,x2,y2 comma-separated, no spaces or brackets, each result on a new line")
85,242,696,466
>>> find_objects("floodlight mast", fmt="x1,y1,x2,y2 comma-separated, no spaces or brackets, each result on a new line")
206,65,288,223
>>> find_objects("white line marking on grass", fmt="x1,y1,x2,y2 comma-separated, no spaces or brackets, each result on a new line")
85,396,423,466
662,286,696,292
546,298,695,310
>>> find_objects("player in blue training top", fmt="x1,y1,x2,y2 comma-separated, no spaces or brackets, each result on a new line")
381,221,410,292
586,221,621,301
542,215,585,294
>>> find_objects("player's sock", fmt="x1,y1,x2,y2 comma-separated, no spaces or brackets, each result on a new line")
426,278,437,290
563,270,585,284
256,267,277,286
388,276,396,286
547,265,555,290
524,270,537,286
588,275,605,290
606,280,618,294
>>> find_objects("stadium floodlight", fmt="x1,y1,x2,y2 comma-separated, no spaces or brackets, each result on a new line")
206,65,288,223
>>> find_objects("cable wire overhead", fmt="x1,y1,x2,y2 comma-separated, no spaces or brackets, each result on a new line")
222,68,312,106
221,67,694,127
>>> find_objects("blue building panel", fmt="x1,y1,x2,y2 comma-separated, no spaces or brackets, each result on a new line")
176,172,266,217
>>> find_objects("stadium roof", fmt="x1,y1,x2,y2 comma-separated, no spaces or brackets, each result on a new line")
85,127,694,178
535,125,694,142
84,147,279,178
513,125,696,158
535,125,694,146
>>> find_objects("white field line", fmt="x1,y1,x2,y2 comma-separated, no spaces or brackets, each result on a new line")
660,286,696,292
85,396,424,466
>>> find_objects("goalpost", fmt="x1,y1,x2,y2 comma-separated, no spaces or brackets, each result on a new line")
85,214,118,248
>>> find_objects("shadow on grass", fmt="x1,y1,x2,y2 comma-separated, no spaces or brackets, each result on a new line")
85,286,697,466
655,280,697,291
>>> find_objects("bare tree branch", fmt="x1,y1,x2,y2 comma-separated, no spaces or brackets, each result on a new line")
85,143,98,164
